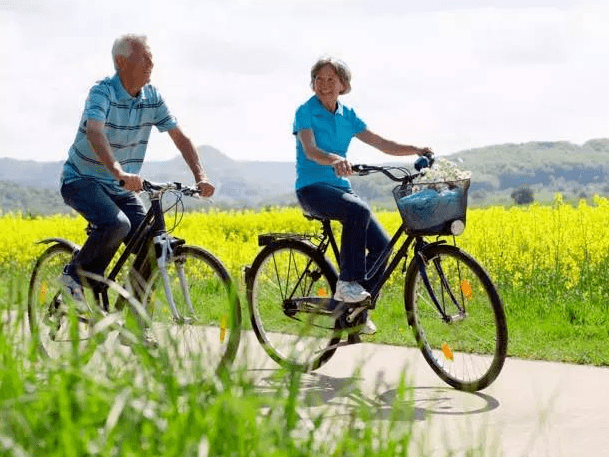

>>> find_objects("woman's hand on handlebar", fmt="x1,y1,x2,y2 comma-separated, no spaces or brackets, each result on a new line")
417,147,434,158
330,155,353,177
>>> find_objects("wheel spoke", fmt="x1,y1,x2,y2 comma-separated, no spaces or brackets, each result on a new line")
248,241,339,371
406,244,507,391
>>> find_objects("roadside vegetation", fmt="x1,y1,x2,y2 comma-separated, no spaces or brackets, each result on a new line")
0,196,607,454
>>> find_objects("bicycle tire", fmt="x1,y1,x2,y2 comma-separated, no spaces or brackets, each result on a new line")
246,239,340,372
404,243,508,391
142,245,241,375
27,242,103,362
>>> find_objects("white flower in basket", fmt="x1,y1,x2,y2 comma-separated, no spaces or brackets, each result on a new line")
412,158,471,193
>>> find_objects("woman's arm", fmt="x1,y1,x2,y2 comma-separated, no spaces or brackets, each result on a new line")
297,129,353,176
356,129,432,157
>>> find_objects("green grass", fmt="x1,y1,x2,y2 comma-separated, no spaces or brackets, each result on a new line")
2,255,608,455
1,269,425,457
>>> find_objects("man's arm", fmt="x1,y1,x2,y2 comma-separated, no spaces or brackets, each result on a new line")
168,127,215,197
86,119,142,191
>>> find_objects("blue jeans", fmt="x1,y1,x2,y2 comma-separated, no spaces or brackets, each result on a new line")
296,183,390,285
61,179,147,280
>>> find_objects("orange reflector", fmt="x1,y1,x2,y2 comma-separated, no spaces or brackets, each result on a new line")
220,314,228,343
460,280,473,300
39,283,48,303
317,288,328,297
441,342,454,361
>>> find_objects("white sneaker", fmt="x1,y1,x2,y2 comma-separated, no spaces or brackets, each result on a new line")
334,280,371,303
360,318,377,335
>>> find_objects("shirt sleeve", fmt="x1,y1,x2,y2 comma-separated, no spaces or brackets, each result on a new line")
349,107,367,135
83,83,111,122
292,104,312,135
154,92,179,132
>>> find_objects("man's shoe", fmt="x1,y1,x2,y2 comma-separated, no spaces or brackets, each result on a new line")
118,328,159,350
143,329,159,349
334,280,371,303
62,266,85,303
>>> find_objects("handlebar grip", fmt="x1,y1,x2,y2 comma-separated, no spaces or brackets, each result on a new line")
414,156,430,171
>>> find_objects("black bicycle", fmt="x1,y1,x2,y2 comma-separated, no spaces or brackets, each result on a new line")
245,156,507,391
28,180,241,373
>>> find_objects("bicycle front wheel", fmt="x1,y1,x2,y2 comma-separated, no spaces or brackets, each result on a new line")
246,239,340,372
144,245,241,375
404,243,508,391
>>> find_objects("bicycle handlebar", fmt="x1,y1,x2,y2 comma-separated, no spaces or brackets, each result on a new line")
353,152,435,184
118,179,200,197
142,180,200,197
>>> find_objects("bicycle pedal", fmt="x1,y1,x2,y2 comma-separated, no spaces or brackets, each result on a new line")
346,305,369,323
347,333,361,344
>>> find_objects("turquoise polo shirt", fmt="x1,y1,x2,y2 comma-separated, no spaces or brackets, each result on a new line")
61,73,178,191
292,95,367,190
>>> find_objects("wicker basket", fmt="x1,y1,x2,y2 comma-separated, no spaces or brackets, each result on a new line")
392,179,470,235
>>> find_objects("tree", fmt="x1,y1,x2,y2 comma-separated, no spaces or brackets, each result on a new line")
511,186,534,205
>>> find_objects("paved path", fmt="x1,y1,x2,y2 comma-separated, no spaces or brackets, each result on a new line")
234,331,609,457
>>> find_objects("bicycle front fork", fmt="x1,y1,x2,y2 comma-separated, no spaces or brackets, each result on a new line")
153,234,195,322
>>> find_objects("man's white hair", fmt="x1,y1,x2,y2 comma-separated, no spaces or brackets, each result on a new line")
111,34,148,70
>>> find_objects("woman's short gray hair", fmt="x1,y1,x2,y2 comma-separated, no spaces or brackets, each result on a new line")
310,57,352,95
111,34,148,70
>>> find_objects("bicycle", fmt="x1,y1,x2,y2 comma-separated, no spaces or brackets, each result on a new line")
28,180,241,374
245,156,507,391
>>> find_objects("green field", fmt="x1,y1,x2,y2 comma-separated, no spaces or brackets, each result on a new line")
1,199,608,455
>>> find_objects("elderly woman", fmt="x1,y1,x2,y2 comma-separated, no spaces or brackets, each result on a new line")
293,57,431,334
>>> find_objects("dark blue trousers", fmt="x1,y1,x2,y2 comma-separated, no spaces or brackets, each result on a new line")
61,179,147,279
296,183,390,284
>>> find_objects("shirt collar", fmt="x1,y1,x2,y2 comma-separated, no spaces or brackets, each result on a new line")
312,95,345,117
110,73,148,102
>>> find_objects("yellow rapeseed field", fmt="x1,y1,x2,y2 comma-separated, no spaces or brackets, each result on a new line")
3,195,609,293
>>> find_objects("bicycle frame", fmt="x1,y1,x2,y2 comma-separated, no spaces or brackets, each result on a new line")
310,211,463,325
96,185,192,319
313,218,411,301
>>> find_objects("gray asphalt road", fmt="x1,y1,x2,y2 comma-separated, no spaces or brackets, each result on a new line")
235,331,609,457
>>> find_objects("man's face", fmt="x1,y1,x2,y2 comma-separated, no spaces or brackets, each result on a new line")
120,41,154,90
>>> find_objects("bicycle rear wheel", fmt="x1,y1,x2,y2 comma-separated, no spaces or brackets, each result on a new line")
246,239,340,372
404,243,507,391
28,242,101,362
143,245,241,375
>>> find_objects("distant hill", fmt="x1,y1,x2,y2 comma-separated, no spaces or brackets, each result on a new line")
1,139,608,214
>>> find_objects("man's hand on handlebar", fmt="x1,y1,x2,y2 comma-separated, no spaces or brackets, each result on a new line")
197,180,215,198
117,173,143,192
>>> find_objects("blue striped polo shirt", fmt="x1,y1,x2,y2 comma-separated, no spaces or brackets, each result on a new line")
292,95,367,191
61,73,178,190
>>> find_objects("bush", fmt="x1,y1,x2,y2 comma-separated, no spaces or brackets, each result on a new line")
510,186,534,205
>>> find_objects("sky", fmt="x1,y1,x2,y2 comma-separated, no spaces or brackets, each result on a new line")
1,0,609,164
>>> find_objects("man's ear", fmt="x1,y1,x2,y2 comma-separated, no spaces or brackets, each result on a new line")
114,55,125,72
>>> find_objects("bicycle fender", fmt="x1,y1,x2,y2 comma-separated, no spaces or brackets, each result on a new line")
35,238,81,252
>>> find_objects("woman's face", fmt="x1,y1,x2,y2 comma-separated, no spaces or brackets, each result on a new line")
313,64,346,110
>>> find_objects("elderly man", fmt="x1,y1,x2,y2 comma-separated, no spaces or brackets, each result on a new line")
60,34,214,300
